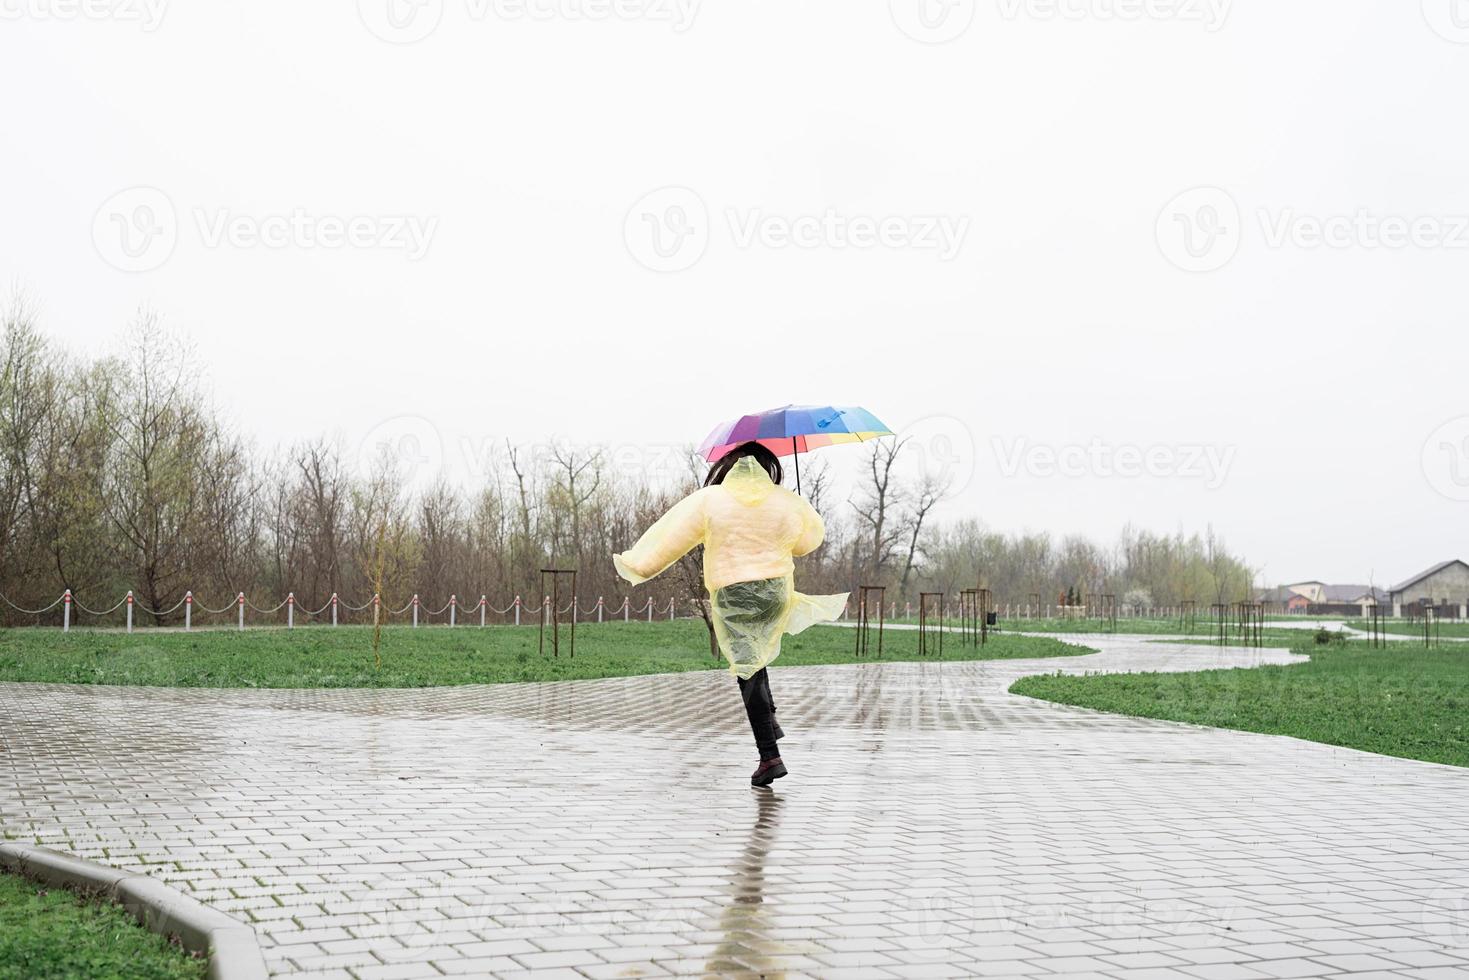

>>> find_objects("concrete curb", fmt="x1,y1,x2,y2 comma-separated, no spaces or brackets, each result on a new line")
0,842,268,980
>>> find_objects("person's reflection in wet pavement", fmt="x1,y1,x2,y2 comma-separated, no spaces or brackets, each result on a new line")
706,789,785,976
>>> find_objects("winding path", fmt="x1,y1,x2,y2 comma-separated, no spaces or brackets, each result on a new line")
2,635,1467,979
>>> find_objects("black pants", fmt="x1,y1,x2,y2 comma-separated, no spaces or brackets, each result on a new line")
737,667,780,760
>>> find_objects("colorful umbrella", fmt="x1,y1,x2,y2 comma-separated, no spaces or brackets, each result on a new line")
698,404,894,493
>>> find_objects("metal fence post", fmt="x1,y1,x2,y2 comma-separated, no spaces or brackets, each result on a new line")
185,591,192,631
287,592,295,629
62,589,71,632
668,598,674,621
331,593,338,627
237,592,245,631
126,590,134,633
647,598,653,623
597,597,603,623
514,596,521,627
480,595,487,627
412,594,419,628
450,594,457,628
624,598,629,623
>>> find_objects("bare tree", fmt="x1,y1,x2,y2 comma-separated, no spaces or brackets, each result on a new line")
898,468,952,594
851,438,909,583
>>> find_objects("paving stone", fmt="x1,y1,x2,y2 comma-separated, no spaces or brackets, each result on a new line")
2,638,1468,978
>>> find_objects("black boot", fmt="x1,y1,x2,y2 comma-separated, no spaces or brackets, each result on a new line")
751,757,787,787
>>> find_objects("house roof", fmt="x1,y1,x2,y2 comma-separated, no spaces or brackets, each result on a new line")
1321,584,1387,602
1390,560,1469,595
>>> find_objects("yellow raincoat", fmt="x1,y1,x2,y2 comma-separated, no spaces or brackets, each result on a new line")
613,456,849,678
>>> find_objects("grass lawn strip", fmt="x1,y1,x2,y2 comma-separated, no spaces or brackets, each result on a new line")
0,621,1091,689
0,868,205,980
1011,639,1469,768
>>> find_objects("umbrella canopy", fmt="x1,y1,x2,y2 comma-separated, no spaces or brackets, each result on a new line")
699,405,893,462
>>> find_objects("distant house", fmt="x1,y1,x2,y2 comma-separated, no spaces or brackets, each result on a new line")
1389,560,1469,618
1256,582,1387,616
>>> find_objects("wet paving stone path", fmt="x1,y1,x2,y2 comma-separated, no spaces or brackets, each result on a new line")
2,636,1468,979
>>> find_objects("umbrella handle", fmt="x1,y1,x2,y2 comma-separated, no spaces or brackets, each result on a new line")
792,436,801,495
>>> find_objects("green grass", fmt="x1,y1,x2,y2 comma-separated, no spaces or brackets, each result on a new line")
1149,627,1344,649
1345,619,1469,639
1011,638,1469,768
0,872,205,980
872,617,1194,634
0,621,1091,689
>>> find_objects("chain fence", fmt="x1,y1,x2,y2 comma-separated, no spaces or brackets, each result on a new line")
0,588,693,633
0,587,1220,633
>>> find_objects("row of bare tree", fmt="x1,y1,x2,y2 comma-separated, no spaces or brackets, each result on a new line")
0,305,1258,627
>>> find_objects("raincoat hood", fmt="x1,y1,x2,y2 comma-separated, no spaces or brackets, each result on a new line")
723,456,776,506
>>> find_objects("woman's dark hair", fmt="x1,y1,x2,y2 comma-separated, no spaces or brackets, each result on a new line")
705,441,783,487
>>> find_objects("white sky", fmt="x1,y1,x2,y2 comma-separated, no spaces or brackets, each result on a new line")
3,0,1468,588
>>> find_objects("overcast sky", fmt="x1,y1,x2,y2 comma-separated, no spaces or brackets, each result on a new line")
3,0,1467,587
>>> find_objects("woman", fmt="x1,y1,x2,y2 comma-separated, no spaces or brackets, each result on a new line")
613,442,848,786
